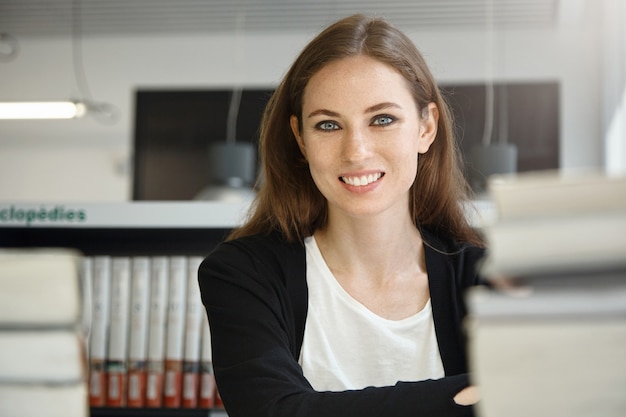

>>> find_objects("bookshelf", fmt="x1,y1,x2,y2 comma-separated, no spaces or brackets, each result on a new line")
1,199,495,417
90,407,228,417
0,201,249,254
0,201,249,417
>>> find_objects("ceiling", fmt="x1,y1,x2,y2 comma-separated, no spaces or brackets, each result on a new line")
0,0,569,37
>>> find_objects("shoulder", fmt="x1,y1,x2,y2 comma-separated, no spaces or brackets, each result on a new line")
200,231,306,285
421,226,485,259
421,226,486,286
209,231,305,264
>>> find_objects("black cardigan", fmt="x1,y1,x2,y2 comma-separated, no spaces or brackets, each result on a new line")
199,228,485,417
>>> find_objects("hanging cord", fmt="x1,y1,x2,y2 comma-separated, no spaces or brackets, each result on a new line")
226,2,247,144
481,0,495,147
493,0,509,147
497,82,509,145
72,0,119,125
226,88,242,144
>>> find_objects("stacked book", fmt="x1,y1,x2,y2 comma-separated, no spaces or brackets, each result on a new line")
466,170,626,417
86,254,219,410
0,248,88,417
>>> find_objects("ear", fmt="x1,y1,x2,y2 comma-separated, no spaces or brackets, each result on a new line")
290,115,307,158
418,102,438,154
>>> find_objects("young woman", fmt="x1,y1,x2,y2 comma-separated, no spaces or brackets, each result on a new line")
199,14,485,417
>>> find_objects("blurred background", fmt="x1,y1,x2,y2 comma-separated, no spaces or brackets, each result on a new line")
0,0,624,201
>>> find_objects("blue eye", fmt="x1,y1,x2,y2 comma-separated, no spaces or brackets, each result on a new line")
316,121,340,131
372,115,395,126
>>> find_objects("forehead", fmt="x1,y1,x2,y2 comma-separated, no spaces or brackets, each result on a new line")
302,55,415,112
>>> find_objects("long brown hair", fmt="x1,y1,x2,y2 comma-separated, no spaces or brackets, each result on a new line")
229,14,484,247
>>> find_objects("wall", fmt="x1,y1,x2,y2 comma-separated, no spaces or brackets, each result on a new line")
0,2,618,202
603,0,626,172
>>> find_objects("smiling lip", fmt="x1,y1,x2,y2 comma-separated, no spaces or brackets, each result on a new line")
340,172,384,187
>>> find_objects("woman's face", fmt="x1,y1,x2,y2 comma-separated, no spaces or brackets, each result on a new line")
290,55,438,220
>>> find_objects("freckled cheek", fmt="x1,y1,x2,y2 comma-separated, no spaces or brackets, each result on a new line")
306,169,338,203
305,153,338,189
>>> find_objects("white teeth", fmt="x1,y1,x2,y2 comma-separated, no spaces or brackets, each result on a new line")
342,173,382,186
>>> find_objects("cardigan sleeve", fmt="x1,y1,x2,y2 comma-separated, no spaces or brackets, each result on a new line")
198,233,479,417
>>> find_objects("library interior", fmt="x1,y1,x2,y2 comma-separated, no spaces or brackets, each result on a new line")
1,1,625,416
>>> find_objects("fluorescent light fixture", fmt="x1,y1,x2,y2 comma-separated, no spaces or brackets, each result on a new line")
0,101,87,119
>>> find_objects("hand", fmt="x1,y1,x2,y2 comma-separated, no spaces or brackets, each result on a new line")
453,385,480,406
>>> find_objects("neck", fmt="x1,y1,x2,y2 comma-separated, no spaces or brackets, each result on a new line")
314,209,426,282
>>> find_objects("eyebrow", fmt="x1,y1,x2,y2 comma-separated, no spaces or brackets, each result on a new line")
365,102,402,113
306,102,402,119
307,109,340,119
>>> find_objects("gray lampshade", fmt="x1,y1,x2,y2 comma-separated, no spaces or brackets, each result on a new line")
194,142,257,202
207,142,256,186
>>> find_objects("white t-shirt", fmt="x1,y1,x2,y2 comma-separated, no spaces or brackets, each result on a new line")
298,236,445,391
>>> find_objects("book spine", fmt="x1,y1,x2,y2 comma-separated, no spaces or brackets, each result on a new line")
106,257,131,407
181,256,204,408
89,256,111,407
198,316,216,409
145,256,169,408
81,257,93,358
126,257,151,408
215,384,224,409
163,256,188,408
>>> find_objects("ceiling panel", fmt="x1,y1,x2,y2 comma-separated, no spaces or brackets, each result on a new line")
0,0,561,37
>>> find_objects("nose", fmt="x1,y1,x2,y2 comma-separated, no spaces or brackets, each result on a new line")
341,126,372,163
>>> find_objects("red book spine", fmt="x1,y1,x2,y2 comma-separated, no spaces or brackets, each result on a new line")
89,257,111,407
199,310,216,409
163,359,183,407
181,256,204,409
126,257,151,407
105,257,131,407
126,362,147,407
198,363,216,409
145,257,169,408
215,386,224,409
105,364,126,407
88,360,107,407
163,257,187,408
182,362,200,408
145,362,164,407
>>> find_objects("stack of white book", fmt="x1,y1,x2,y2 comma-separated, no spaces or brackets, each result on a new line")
0,248,88,417
467,170,626,417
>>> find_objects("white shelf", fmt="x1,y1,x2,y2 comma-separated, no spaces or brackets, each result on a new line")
0,201,252,229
